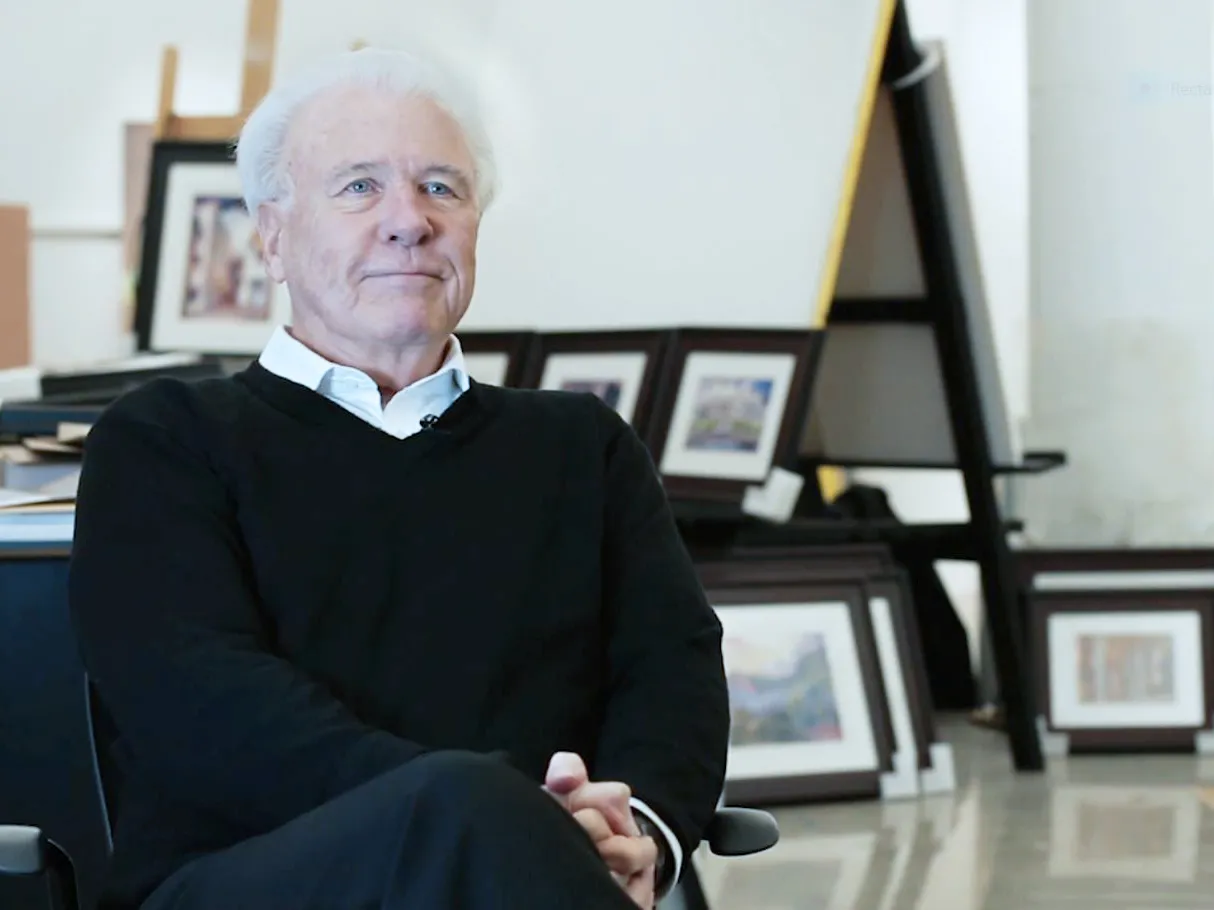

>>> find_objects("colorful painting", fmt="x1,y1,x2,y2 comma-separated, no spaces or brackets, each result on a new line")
725,631,842,746
183,195,271,322
684,377,773,452
560,379,623,410
1076,633,1174,705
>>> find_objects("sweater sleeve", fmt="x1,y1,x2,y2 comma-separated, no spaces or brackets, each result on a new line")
589,402,731,863
68,393,427,834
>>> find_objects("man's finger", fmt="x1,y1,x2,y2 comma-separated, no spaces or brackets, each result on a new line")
624,865,656,910
544,751,589,794
597,835,657,877
566,781,637,835
572,807,613,844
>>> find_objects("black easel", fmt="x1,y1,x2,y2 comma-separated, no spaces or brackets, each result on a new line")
818,3,1050,771
676,2,1063,775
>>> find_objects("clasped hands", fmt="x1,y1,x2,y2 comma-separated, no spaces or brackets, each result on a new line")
543,752,658,909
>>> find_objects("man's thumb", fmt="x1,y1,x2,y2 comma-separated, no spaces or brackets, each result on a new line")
545,751,588,792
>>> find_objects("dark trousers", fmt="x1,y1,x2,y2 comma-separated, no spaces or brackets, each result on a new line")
140,751,639,910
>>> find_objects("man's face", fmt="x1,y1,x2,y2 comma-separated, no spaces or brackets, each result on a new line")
258,85,481,348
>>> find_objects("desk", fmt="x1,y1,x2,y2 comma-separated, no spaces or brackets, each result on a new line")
0,515,109,910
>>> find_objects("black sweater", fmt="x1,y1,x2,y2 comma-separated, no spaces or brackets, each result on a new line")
68,364,730,909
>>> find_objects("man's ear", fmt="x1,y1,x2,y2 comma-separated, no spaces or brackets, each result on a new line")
256,202,288,283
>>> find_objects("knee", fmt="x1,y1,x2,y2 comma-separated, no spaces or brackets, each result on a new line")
405,750,525,805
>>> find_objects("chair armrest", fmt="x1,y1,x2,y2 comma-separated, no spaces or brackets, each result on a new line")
705,807,780,856
0,825,46,875
0,824,80,910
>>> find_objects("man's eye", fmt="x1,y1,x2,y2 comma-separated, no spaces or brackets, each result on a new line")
423,182,454,197
345,179,373,194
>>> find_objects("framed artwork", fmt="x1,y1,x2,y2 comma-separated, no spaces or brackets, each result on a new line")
135,141,287,355
520,330,671,432
1014,548,1214,643
698,555,937,781
646,328,824,501
1048,785,1200,882
456,331,536,387
1030,589,1214,752
706,578,893,805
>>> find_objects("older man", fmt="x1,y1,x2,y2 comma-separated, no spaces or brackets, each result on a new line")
68,47,729,910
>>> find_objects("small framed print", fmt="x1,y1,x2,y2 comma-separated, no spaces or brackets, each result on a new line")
708,579,893,805
1030,589,1214,751
456,331,537,387
1048,785,1200,882
521,330,671,431
135,141,288,355
698,555,938,783
646,329,824,501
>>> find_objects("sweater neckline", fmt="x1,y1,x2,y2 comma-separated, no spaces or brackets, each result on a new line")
235,360,493,446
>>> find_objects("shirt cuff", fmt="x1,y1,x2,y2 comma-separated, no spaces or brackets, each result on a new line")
629,797,683,892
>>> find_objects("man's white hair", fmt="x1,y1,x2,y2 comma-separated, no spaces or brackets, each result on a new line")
235,47,497,214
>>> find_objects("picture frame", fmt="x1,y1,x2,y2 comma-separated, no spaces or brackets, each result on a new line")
698,554,938,791
1047,785,1200,882
519,329,672,433
705,577,894,805
135,141,288,356
1029,588,1214,752
456,331,537,387
645,328,824,501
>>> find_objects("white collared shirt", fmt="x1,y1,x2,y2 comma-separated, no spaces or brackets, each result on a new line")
257,325,684,890
258,326,470,439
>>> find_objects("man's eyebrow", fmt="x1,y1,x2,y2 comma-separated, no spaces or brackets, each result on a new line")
422,164,472,185
327,160,385,181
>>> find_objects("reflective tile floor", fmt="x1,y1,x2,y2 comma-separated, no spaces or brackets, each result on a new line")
679,717,1214,909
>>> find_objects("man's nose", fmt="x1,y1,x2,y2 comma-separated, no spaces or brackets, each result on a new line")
379,189,433,246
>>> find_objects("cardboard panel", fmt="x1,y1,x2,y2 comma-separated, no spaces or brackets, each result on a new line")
0,205,30,368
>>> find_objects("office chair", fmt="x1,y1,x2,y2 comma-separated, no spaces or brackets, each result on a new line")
0,681,779,909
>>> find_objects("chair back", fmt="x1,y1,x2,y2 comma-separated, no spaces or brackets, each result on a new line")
82,677,119,854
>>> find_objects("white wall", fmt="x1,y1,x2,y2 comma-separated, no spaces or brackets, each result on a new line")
2,0,252,367
1022,0,1214,545
6,0,889,367
6,0,1029,683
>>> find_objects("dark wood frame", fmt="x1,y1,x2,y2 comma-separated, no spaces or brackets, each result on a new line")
1015,547,1214,588
456,331,538,387
698,553,936,770
518,329,672,435
705,578,894,805
1029,587,1214,752
644,328,825,503
134,140,246,354
1014,546,1214,656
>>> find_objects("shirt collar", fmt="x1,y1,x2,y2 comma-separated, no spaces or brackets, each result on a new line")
258,326,471,396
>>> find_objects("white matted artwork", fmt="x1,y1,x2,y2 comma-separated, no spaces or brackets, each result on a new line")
149,163,287,354
660,351,797,482
463,352,511,386
538,351,648,422
1047,610,1204,730
868,594,921,798
1048,785,1200,882
717,601,879,782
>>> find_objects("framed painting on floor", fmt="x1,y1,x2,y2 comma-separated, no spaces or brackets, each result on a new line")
1030,587,1214,753
706,577,893,805
697,554,943,798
